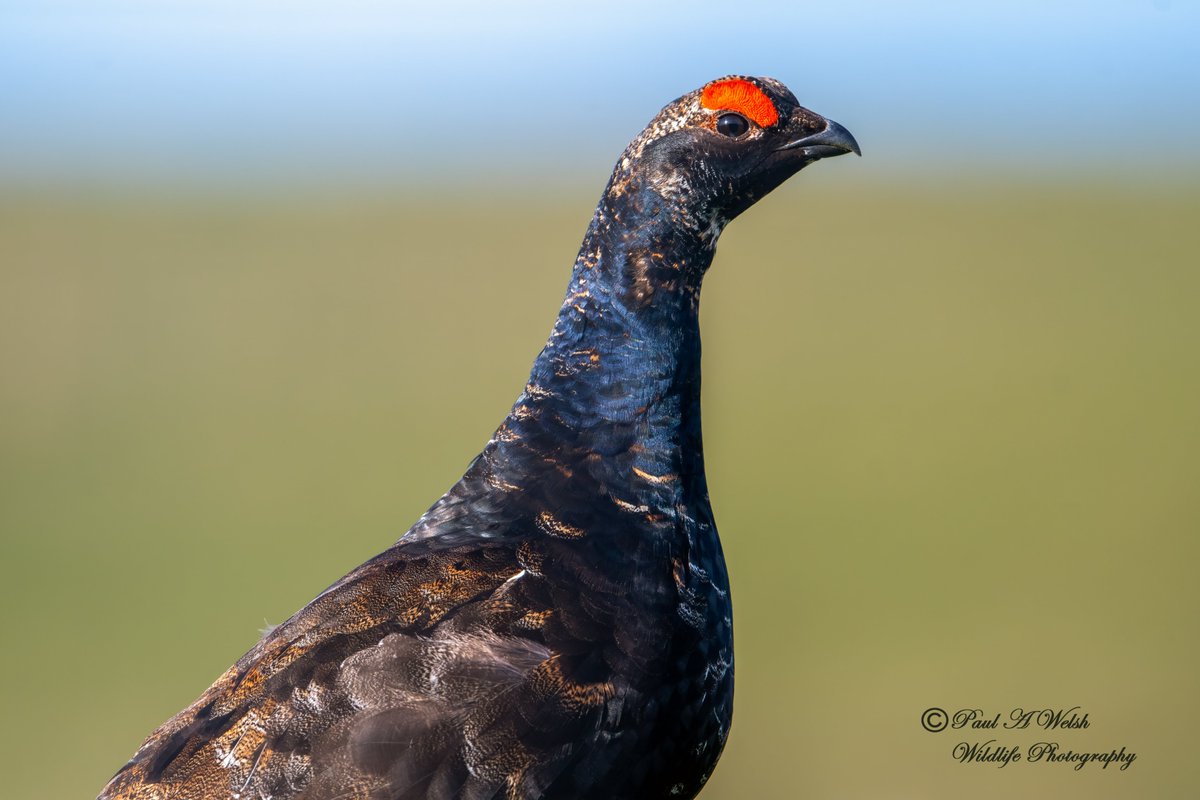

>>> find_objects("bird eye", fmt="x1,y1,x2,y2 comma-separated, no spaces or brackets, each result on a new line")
716,113,750,138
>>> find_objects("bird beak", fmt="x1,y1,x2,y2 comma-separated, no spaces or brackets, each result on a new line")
776,118,861,159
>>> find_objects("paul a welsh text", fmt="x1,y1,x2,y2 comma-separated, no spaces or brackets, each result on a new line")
952,706,1090,730
953,740,1137,770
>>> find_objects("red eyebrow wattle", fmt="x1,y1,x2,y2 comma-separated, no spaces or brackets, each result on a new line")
700,79,780,128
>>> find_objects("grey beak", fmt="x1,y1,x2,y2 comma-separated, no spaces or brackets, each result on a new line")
776,119,861,159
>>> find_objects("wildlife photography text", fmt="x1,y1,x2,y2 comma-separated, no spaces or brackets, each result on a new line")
921,707,1138,771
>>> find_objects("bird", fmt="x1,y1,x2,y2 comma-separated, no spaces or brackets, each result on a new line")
98,75,859,800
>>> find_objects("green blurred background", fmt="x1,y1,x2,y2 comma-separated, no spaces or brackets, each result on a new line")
2,3,1199,798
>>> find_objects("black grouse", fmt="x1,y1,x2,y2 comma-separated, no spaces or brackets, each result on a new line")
99,75,859,800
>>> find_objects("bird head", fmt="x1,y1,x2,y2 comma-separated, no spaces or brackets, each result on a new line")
610,76,860,233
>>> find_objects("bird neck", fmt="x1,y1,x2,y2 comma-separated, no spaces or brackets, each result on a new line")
503,183,719,504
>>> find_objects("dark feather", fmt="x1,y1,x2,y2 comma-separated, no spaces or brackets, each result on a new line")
98,75,858,800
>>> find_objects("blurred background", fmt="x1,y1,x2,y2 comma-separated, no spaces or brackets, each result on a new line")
2,2,1198,798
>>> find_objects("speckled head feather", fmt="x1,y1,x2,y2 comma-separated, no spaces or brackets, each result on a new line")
98,77,857,800
606,75,855,244
616,76,796,161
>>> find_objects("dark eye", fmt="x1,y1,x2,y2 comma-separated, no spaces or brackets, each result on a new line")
716,112,750,138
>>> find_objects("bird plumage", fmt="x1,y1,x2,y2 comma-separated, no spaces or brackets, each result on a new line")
99,75,858,800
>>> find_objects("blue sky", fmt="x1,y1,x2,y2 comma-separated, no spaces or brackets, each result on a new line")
2,1,1197,183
